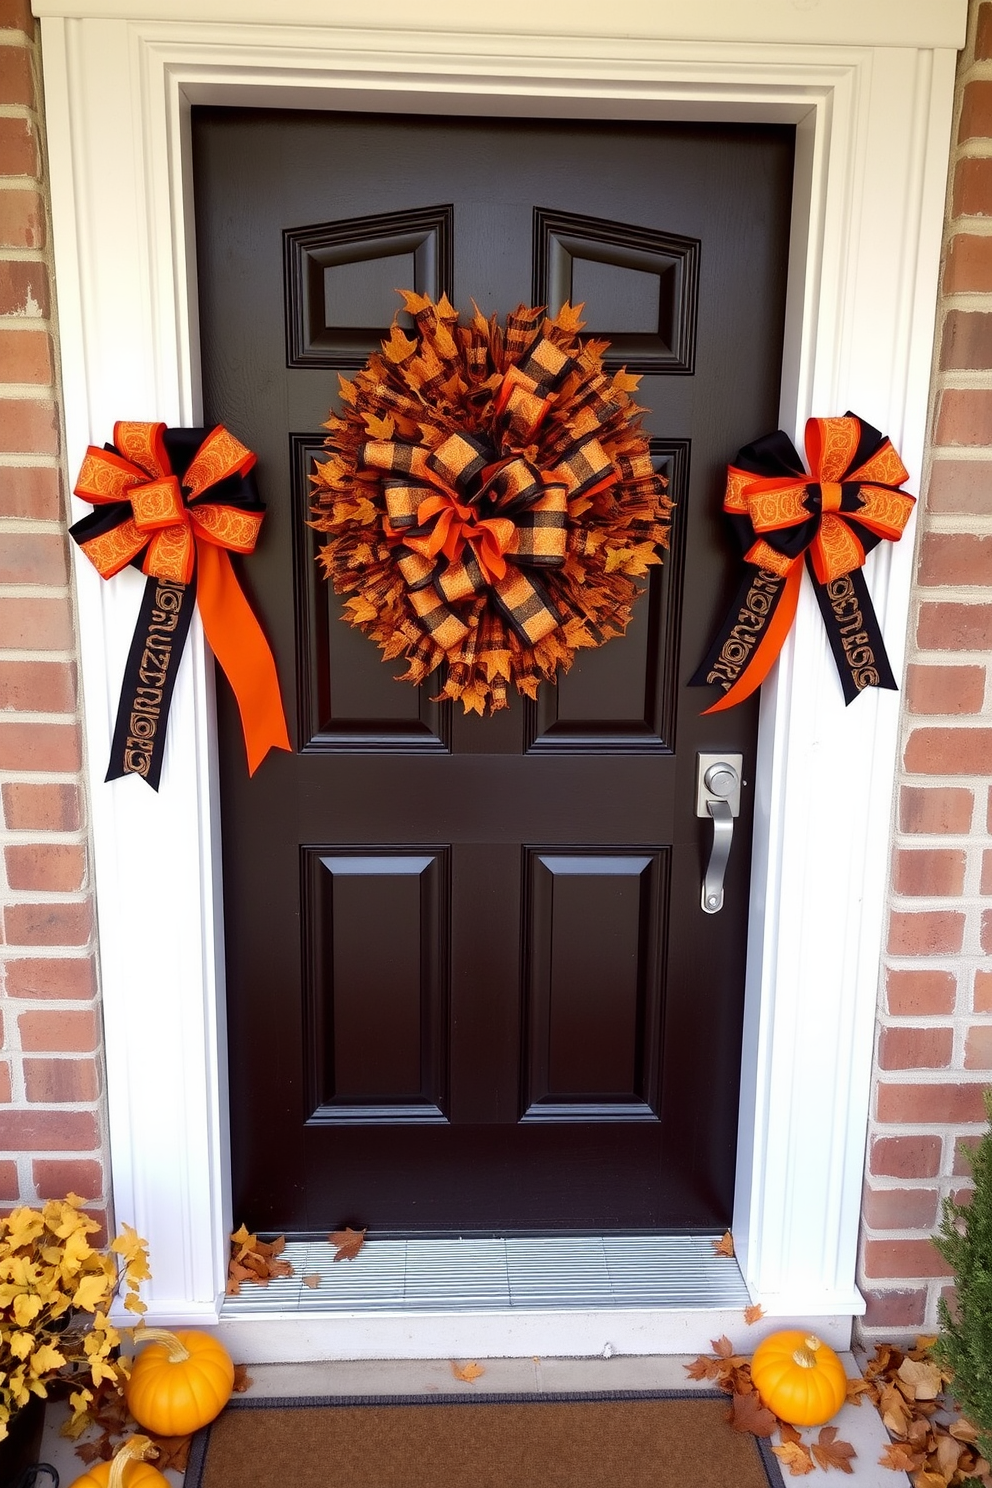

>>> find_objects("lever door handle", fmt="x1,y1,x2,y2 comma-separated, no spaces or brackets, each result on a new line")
702,798,734,913
696,754,743,915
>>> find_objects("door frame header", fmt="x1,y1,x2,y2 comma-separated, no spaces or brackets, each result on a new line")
39,10,958,1339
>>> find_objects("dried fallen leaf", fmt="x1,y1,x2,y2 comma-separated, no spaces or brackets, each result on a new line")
228,1223,292,1291
712,1335,745,1364
879,1380,913,1438
934,1430,964,1482
727,1389,777,1437
811,1426,856,1474
329,1226,367,1261
451,1361,485,1382
879,1441,926,1472
232,1363,253,1393
897,1356,942,1402
772,1440,815,1475
743,1303,765,1325
302,1272,322,1289
844,1376,872,1406
684,1355,723,1382
949,1416,980,1442
147,1436,192,1473
712,1230,735,1257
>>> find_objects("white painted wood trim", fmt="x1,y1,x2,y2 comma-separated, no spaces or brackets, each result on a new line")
32,0,966,51
39,11,959,1346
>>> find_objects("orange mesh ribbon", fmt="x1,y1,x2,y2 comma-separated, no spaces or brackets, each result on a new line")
72,422,290,786
691,413,915,711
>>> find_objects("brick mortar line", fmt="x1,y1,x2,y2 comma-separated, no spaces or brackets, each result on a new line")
0,584,72,598
0,714,83,726
931,370,992,387
878,1014,990,1025
892,839,992,851
945,218,992,235
901,713,992,726
0,518,68,533
0,384,56,398
920,514,992,531
0,651,79,663
0,951,96,962
0,31,31,46
1,888,92,903
0,836,90,849
0,781,90,796
930,444,992,459
0,455,61,468
0,1150,108,1162
903,652,992,668
872,1071,992,1086
0,248,44,262
938,292,992,308
866,1177,955,1189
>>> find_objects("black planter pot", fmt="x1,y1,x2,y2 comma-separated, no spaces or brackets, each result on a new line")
0,1395,46,1488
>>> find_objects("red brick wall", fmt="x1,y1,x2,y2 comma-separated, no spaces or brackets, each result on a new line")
858,0,992,1341
0,0,108,1228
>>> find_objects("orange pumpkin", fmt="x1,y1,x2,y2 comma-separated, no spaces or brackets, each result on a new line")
750,1330,847,1426
124,1327,234,1436
70,1435,168,1488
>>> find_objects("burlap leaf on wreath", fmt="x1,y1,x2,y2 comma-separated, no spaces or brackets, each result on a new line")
310,292,673,716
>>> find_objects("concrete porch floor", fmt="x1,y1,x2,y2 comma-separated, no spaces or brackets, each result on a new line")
37,1352,907,1487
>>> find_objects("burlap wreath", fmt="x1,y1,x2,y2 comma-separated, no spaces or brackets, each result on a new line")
311,293,673,715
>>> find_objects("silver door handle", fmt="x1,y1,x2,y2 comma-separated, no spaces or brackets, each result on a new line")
696,754,743,915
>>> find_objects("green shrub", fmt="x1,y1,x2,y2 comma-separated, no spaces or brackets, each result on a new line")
933,1088,992,1460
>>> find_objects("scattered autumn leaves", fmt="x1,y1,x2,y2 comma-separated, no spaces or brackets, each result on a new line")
227,1221,367,1294
862,1338,991,1487
687,1331,991,1484
61,1361,253,1470
685,1335,856,1476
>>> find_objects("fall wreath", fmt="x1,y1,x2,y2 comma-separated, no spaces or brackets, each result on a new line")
310,293,673,715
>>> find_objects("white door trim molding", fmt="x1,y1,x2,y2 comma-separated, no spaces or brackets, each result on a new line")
38,6,963,1345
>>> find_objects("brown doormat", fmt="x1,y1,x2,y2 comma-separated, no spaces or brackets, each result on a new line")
184,1391,784,1488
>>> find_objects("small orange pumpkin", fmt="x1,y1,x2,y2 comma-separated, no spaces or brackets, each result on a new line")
70,1434,168,1488
124,1326,234,1436
750,1330,847,1427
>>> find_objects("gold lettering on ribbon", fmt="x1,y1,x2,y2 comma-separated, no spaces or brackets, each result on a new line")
706,570,781,689
825,574,880,690
123,581,185,777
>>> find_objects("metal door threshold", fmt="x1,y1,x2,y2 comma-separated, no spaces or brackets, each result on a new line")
221,1234,751,1316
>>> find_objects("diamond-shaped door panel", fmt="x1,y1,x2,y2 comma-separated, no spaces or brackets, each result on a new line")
533,207,700,373
284,204,453,368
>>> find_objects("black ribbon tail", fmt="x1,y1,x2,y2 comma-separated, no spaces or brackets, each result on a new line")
689,566,789,694
106,575,197,789
807,553,897,705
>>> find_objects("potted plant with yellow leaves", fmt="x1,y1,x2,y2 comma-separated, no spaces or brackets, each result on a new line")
0,1194,149,1483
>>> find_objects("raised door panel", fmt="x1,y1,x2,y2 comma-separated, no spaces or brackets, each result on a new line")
533,207,700,373
303,847,450,1122
285,204,454,367
523,849,668,1121
290,434,450,750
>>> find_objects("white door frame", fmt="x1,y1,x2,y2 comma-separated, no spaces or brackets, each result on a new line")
36,0,964,1351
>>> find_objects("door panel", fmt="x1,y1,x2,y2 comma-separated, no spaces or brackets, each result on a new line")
193,109,794,1233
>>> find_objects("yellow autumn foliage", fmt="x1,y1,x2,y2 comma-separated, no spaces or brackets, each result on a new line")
0,1194,149,1441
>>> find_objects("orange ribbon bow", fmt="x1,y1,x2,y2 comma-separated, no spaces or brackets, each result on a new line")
72,421,290,782
692,414,915,711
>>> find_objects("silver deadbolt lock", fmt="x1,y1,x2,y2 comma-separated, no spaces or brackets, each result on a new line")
696,753,743,914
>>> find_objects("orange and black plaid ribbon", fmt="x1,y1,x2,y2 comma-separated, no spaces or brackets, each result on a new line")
691,413,915,711
71,422,290,787
361,335,618,650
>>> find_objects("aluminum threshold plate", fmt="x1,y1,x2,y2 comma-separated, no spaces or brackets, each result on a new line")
221,1234,751,1316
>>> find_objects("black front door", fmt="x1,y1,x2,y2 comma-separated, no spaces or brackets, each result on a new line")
192,109,793,1234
